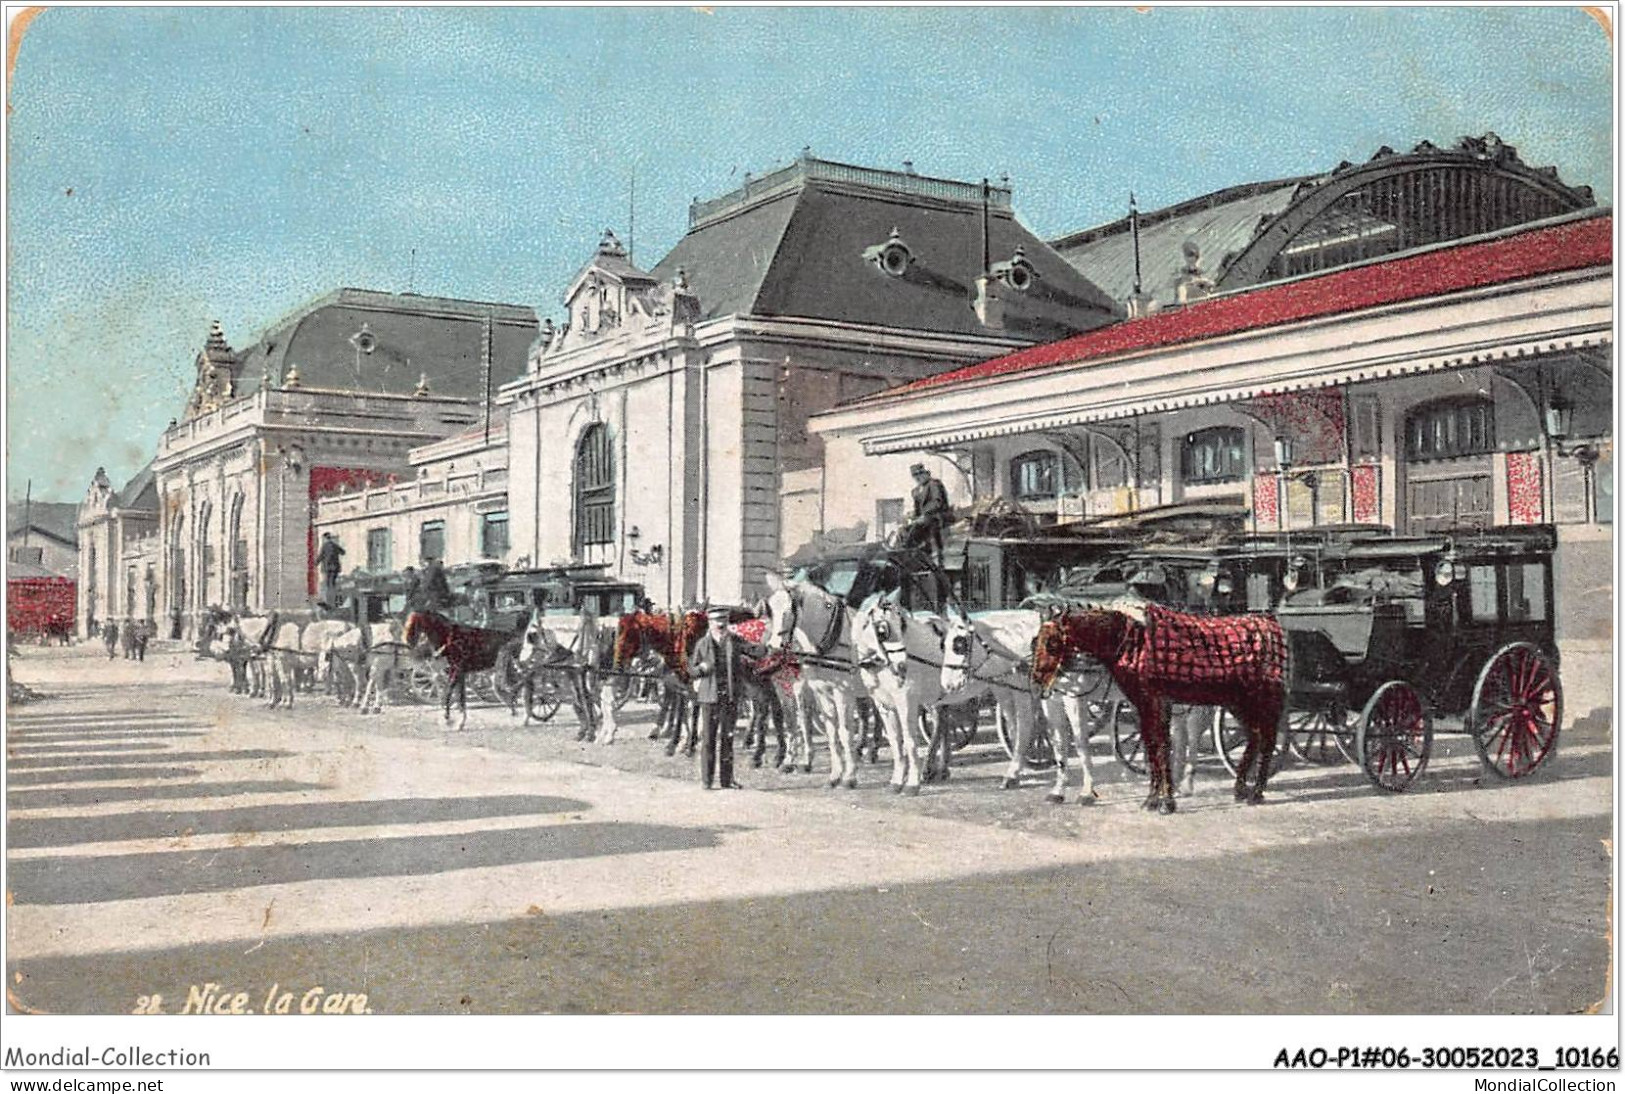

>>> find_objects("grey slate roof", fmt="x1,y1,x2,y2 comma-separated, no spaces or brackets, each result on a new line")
1051,179,1309,308
114,462,157,510
231,289,538,400
648,162,1120,339
7,501,79,544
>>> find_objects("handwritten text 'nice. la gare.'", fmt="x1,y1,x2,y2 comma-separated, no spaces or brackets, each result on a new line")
134,983,372,1014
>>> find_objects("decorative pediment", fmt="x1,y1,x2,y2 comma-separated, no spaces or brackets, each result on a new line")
184,321,238,420
83,467,114,512
533,235,703,364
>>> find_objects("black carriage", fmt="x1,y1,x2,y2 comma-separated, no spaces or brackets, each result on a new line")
1030,526,1388,774
1266,524,1563,792
460,565,647,722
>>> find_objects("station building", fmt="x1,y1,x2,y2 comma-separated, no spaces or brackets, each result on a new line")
77,290,537,639
811,138,1612,639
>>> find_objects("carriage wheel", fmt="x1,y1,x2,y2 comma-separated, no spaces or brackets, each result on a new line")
1467,642,1562,780
1357,681,1432,793
1109,700,1146,775
1213,708,1251,778
407,663,446,704
1285,706,1357,765
994,700,1056,770
471,672,502,704
525,671,564,723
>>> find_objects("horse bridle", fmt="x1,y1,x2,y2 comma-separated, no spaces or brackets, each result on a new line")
773,584,844,658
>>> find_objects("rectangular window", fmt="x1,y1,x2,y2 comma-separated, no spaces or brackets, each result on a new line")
1464,564,1499,622
1350,394,1381,461
1406,399,1495,461
1181,427,1246,486
1011,451,1058,501
875,498,905,542
9,546,42,565
1136,423,1162,489
419,521,445,565
480,512,509,559
367,528,391,572
1504,562,1547,623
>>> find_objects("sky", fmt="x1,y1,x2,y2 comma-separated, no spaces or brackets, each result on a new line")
5,4,1614,502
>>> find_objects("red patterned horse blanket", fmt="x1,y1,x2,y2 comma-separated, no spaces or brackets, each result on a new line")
1117,603,1287,692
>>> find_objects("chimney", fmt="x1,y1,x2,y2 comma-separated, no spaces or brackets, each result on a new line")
974,274,1005,330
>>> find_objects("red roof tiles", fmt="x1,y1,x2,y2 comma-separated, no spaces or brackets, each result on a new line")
868,212,1613,403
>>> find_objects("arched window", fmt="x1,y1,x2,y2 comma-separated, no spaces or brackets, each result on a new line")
1010,450,1058,501
1181,427,1247,485
1404,397,1495,461
228,494,248,610
574,423,615,549
197,501,214,609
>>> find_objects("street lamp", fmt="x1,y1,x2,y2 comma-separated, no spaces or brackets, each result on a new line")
1545,396,1599,463
1273,437,1293,533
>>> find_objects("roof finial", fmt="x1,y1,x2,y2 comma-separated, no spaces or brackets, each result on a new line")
282,363,301,389
414,371,430,398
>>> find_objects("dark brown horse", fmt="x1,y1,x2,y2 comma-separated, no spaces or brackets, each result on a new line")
404,611,516,730
1032,604,1287,814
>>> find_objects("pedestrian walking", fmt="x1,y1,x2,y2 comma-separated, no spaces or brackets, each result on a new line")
102,620,119,660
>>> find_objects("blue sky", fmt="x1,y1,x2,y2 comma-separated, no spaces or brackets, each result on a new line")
6,5,1613,501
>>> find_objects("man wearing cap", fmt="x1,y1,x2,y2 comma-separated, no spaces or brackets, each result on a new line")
316,533,346,607
905,463,951,562
688,606,744,789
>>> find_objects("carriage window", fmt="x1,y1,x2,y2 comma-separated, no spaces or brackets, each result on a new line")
1180,427,1246,486
1011,450,1058,501
1464,564,1499,621
1504,562,1547,622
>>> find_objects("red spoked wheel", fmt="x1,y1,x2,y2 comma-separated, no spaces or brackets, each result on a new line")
1467,643,1562,780
1356,681,1432,792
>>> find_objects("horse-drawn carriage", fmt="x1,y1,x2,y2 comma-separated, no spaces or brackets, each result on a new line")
1039,524,1565,797
1265,523,1563,791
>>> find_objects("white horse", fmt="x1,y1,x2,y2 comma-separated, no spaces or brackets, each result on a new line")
850,596,946,794
762,572,870,789
355,620,414,715
939,610,1113,803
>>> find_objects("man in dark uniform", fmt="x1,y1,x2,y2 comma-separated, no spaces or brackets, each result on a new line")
400,566,421,617
906,462,951,563
316,533,346,606
688,606,745,790
420,558,454,613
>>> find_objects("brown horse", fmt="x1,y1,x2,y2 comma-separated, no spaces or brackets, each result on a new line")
1032,604,1287,814
404,611,516,730
612,608,788,767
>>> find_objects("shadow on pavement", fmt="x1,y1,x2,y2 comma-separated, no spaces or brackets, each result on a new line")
9,821,720,905
8,766,204,785
8,780,330,810
5,814,1606,1015
7,795,594,848
6,749,293,769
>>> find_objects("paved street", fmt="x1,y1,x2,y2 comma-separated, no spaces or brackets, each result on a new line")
4,642,1613,1015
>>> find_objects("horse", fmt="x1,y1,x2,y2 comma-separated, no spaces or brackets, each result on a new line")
934,611,1059,797
761,572,870,789
404,611,519,730
602,608,704,751
849,596,945,793
300,619,357,698
351,620,415,715
516,610,599,739
1032,604,1288,814
203,612,283,701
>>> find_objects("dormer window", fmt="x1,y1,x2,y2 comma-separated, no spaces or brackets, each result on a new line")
863,227,913,278
989,246,1037,292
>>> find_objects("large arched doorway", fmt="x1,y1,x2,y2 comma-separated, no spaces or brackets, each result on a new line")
228,493,248,610
573,422,616,564
168,512,186,639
